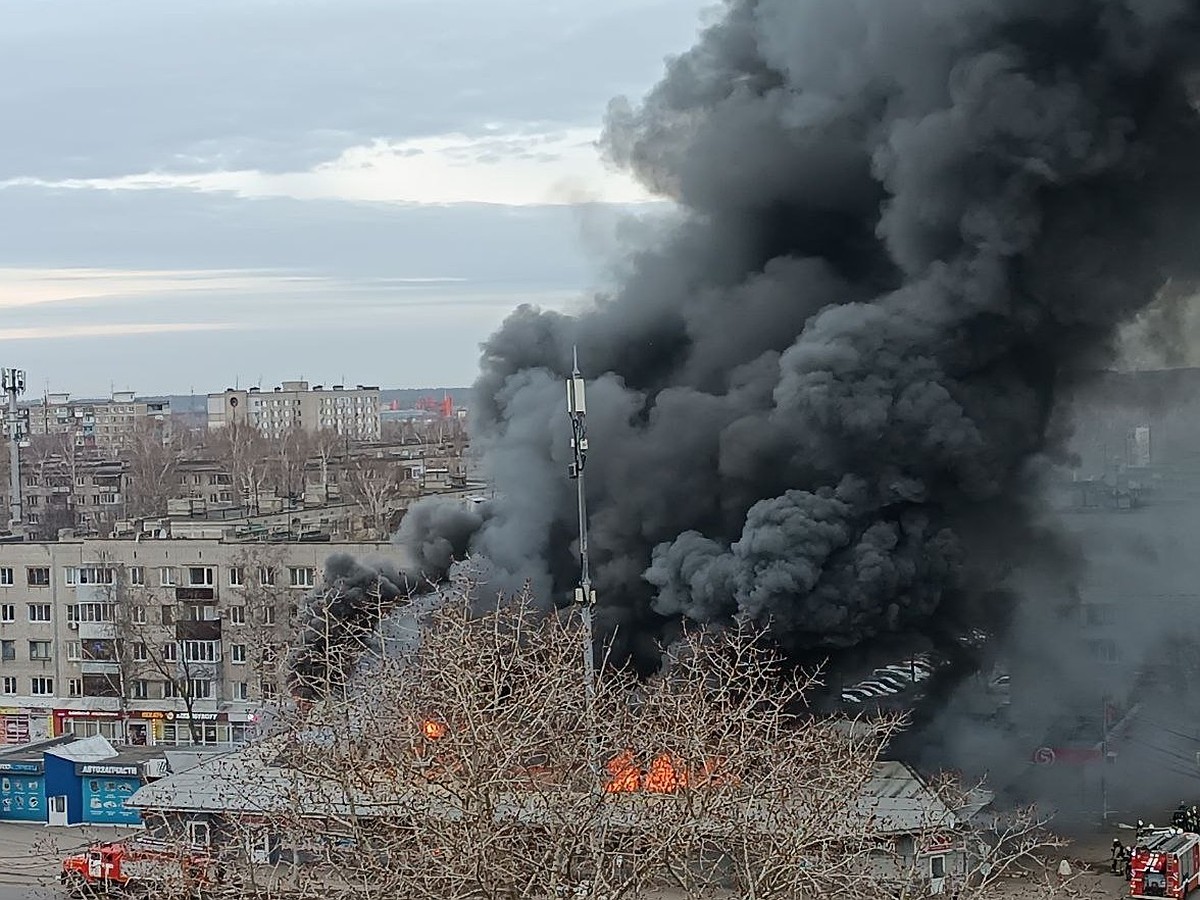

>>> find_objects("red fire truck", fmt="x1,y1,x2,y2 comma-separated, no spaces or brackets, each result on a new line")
1129,828,1200,899
60,839,224,897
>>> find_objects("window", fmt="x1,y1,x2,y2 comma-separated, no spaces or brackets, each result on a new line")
930,856,946,880
182,641,220,663
261,606,275,626
99,493,119,505
66,641,81,661
26,567,49,587
0,605,13,624
184,605,217,622
228,566,245,587
68,678,82,698
161,606,174,626
64,567,77,586
129,566,144,586
229,606,246,626
29,641,51,661
0,641,12,662
187,821,210,848
159,567,176,587
131,679,148,700
1088,639,1122,664
0,568,12,586
162,643,178,663
30,677,52,696
78,567,115,585
258,567,276,586
189,679,213,700
231,644,247,664
129,643,148,664
131,606,147,625
162,680,180,699
260,679,277,701
233,682,248,701
27,604,50,623
0,678,14,695
288,567,315,588
187,567,214,587
75,603,114,623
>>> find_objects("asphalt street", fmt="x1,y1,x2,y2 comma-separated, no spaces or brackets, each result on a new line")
0,822,134,899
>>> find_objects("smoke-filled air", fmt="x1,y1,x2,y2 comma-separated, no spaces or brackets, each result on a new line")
302,0,1200,797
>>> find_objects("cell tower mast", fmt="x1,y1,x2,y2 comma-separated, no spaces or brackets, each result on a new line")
565,346,598,776
2,369,25,539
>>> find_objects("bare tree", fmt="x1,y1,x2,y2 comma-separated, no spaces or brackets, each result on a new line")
124,420,182,518
210,422,273,515
336,453,415,539
127,573,1078,900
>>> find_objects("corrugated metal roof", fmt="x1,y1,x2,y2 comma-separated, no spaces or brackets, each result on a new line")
45,734,117,763
131,745,961,836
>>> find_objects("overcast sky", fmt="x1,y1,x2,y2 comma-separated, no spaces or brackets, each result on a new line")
0,0,704,397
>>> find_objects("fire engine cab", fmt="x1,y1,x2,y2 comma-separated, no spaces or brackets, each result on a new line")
1130,828,1200,899
60,839,223,897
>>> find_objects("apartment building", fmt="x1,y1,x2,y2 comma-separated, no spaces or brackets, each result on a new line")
24,391,171,452
0,537,393,747
207,381,381,441
0,452,128,540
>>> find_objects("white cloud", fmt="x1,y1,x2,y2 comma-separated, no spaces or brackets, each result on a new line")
4,129,655,207
0,322,234,341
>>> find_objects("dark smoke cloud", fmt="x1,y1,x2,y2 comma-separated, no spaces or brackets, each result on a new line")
290,553,413,698
396,0,1200,678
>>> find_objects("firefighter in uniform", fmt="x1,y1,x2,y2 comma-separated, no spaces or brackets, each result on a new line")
1112,839,1125,875
1174,804,1188,830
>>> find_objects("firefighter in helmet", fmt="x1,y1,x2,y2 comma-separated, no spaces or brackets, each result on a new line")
1112,839,1125,875
1174,803,1188,830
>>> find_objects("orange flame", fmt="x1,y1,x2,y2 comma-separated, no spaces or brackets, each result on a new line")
421,718,447,741
604,751,691,793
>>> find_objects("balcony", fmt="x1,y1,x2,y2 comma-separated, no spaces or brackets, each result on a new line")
81,660,121,676
176,620,221,641
176,587,215,602
77,622,117,640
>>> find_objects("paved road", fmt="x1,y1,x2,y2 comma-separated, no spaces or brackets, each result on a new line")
0,822,134,899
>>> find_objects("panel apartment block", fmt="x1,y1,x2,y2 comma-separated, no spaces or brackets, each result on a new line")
0,538,394,747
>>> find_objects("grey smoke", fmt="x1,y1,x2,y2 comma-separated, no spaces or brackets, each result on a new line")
394,0,1200,680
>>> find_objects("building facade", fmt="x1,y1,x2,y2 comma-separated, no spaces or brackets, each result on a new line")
207,382,381,441
0,537,394,748
25,392,171,451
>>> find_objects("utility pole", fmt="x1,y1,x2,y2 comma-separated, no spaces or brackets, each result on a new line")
566,348,599,781
2,369,25,539
1101,695,1111,824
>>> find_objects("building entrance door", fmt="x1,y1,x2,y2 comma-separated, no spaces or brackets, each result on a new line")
48,795,67,826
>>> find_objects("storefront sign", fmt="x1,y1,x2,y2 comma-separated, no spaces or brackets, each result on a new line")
131,710,228,723
0,762,41,774
76,763,140,777
54,709,121,720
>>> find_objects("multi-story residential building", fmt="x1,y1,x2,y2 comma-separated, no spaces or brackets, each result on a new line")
25,391,171,451
0,450,128,540
207,381,381,441
0,537,392,747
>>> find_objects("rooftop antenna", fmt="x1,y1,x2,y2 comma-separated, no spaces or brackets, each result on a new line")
566,346,599,781
3,369,26,540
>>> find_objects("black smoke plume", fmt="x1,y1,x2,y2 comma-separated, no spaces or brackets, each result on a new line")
398,0,1200,679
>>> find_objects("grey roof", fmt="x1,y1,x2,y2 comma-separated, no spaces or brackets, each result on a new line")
131,745,960,837
46,734,117,763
